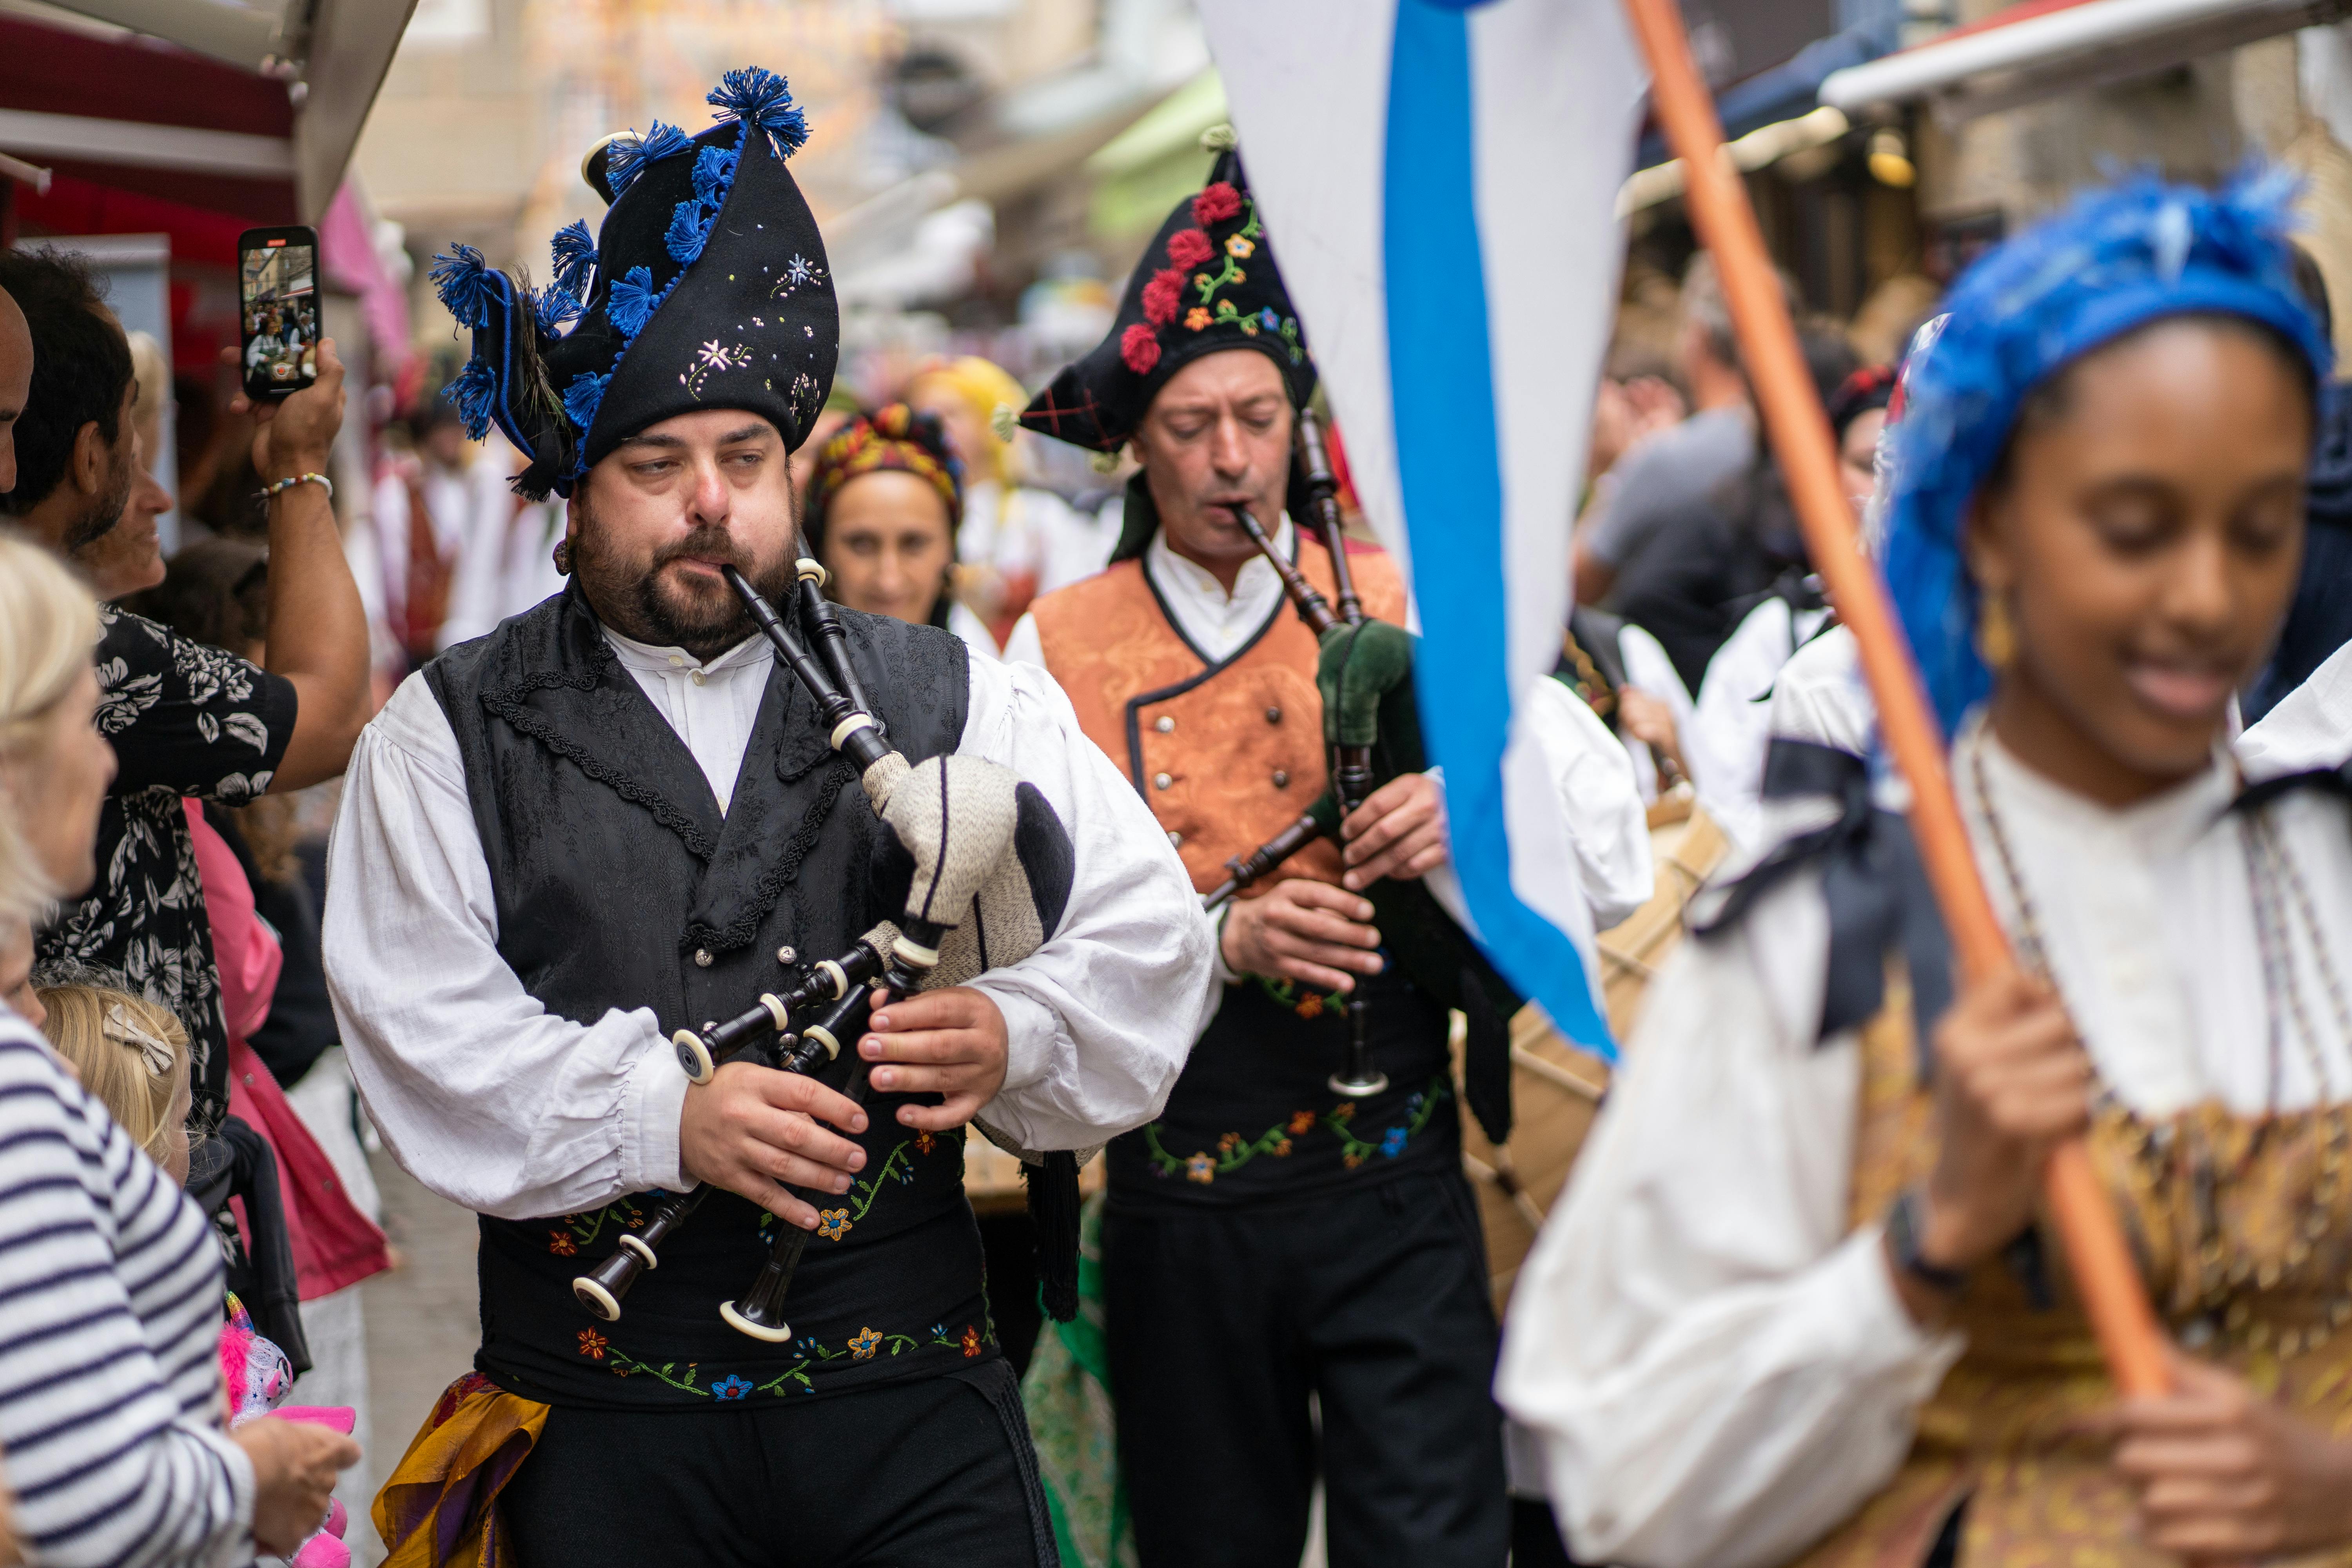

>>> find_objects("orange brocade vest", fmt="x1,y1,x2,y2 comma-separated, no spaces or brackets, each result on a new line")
1028,535,1407,895
1803,973,2352,1568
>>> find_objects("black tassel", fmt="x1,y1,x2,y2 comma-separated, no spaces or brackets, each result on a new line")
1026,1149,1082,1323
1461,964,1514,1147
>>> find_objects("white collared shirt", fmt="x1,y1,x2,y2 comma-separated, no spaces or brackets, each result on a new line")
323,626,1217,1221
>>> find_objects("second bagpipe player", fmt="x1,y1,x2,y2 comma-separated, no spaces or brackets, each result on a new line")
1007,143,1652,1567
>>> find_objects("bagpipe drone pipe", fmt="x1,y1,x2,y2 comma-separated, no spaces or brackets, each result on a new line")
1205,409,1525,1146
570,561,1085,1341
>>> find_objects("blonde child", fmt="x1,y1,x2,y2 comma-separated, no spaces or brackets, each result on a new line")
34,984,192,1184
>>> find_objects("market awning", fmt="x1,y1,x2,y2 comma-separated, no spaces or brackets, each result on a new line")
1821,0,2352,121
1634,22,1893,169
0,1,415,220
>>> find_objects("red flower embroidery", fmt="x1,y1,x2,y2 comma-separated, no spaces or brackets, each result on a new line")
1120,323,1162,375
1141,267,1185,326
1192,182,1242,227
577,1329,609,1360
960,1324,983,1358
915,1129,936,1156
1184,306,1212,331
1165,227,1215,270
547,1230,577,1257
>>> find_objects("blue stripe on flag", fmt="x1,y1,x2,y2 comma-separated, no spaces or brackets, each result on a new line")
1382,0,1615,1058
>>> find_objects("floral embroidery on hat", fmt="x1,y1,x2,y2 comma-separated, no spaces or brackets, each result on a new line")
1185,306,1212,331
1192,181,1243,227
1166,227,1216,270
1121,323,1162,375
1141,267,1185,326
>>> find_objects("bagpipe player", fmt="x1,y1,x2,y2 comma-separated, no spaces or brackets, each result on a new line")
321,67,1214,1566
1005,146,1652,1566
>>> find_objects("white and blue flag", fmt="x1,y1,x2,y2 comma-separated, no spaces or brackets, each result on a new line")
1194,0,1648,1055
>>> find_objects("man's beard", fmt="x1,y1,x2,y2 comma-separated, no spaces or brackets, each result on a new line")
62,454,133,555
571,501,795,661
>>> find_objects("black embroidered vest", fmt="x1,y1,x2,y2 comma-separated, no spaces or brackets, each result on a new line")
426,584,993,1409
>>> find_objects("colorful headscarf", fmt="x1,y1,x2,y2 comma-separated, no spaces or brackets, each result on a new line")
808,403,963,530
1882,169,2333,738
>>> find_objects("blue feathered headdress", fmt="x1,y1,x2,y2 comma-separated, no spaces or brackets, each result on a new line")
1882,168,2334,738
426,66,838,499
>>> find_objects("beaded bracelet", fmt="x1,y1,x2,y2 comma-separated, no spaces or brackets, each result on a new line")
262,472,333,502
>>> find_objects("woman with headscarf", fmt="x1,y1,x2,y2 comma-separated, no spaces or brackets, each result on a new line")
1498,172,2352,1568
805,403,1000,661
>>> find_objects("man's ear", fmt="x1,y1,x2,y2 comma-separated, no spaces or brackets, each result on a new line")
69,420,105,497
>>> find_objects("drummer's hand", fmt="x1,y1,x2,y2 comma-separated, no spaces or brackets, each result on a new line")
1893,967,2087,1320
2103,1347,2352,1562
1222,878,1383,994
861,987,1008,1132
679,1060,869,1230
1340,771,1448,889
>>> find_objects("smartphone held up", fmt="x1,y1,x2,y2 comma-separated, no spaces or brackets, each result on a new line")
239,226,320,401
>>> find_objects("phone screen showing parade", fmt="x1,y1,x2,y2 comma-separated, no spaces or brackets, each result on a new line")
238,228,320,401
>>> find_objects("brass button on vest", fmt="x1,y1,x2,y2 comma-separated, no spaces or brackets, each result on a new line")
1273,770,1290,789
1167,830,1183,848
1155,715,1175,733
694,948,713,967
1153,772,1172,790
1265,706,1282,724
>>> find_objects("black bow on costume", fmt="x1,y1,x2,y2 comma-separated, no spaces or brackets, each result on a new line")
1690,740,1954,1067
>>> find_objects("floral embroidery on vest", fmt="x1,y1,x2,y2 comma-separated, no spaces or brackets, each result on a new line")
1140,1074,1453,1184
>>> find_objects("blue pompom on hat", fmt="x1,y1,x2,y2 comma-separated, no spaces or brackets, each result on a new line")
426,66,833,500
1881,168,2335,739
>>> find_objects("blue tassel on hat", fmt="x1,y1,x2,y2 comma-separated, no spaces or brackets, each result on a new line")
549,220,597,301
708,66,808,155
607,265,659,340
429,245,498,330
561,370,610,433
445,356,498,441
531,284,583,337
604,121,694,200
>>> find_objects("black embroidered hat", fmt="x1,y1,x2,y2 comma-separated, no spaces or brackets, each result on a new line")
1020,149,1315,452
430,67,837,500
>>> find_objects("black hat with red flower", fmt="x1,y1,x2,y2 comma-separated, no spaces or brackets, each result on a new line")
1020,149,1315,452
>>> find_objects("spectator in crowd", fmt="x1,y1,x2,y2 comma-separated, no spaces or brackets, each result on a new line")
0,533,358,1566
2243,247,2351,723
373,398,541,660
806,403,1001,659
1683,361,1893,849
1572,255,1792,689
34,984,191,1182
0,248,372,1142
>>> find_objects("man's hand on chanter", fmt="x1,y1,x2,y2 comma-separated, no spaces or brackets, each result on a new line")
680,1062,870,1230
1339,771,1448,890
1221,878,1384,995
861,987,1010,1132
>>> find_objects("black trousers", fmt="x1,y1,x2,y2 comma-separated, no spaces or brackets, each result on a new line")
502,1359,1058,1568
1101,1168,1509,1568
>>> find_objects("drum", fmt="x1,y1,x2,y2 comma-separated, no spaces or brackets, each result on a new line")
1458,794,1730,1310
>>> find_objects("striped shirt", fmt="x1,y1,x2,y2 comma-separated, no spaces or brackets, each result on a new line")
0,1011,252,1567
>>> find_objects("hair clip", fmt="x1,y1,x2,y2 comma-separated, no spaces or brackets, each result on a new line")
102,1003,175,1078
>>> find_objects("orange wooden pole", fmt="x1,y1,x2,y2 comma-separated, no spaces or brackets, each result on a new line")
1619,0,2169,1398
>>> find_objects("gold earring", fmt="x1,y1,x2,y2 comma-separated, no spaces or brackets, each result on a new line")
553,538,574,576
1976,592,2015,670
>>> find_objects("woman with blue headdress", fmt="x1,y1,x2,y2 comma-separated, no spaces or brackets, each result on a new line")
1495,171,2352,1568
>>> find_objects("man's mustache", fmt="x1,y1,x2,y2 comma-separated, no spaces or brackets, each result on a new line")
649,527,752,576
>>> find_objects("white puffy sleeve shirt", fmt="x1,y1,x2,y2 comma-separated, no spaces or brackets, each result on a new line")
1497,728,2352,1568
324,630,1214,1221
